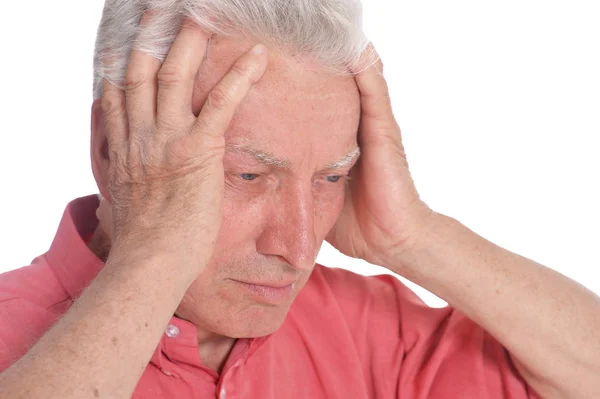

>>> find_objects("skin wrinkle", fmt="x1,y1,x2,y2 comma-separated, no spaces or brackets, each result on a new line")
226,144,361,171
90,35,361,373
227,144,292,169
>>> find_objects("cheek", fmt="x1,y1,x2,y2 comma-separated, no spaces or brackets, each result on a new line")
217,182,346,246
214,190,264,249
313,186,346,236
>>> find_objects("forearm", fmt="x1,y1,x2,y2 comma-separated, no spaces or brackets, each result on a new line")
390,213,600,399
0,245,196,398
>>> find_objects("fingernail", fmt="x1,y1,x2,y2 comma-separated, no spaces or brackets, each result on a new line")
252,44,265,55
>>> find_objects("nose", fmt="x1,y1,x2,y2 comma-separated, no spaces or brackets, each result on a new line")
255,184,318,271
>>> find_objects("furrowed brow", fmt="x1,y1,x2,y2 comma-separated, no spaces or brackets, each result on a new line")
324,147,361,170
226,144,292,169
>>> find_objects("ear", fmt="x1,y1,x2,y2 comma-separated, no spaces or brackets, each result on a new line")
90,99,112,203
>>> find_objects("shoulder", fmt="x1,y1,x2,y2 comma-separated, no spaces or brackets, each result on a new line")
293,264,461,350
0,255,67,303
0,256,72,372
300,264,429,318
291,264,438,343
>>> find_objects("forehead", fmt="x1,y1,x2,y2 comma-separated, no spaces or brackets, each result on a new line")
192,36,361,155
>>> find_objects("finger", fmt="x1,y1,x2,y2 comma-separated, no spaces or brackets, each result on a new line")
353,45,402,145
156,19,210,123
191,44,268,144
101,76,128,148
354,45,396,122
124,12,162,130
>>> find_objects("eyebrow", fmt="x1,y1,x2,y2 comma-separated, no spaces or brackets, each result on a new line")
227,144,292,169
225,144,361,171
324,147,361,170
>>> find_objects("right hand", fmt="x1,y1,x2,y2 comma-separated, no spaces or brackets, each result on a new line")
100,19,268,274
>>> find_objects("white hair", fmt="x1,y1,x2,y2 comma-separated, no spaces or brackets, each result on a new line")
93,0,376,99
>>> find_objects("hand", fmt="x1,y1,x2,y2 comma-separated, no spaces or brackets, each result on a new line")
326,48,434,269
100,19,268,274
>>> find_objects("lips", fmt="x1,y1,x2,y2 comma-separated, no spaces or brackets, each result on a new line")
230,279,296,304
235,280,295,289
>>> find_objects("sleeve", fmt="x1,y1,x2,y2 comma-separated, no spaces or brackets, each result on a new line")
376,274,542,399
0,296,62,375
0,262,71,376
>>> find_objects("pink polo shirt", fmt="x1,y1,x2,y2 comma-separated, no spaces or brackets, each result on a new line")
0,195,540,398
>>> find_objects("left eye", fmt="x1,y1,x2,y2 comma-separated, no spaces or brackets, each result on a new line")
326,176,343,183
240,173,259,181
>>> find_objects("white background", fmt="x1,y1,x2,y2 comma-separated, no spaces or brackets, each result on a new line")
0,1,598,307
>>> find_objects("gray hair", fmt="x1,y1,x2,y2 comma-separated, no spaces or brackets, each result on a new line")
93,0,376,99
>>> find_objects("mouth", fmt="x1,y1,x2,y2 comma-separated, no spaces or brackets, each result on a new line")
230,279,295,304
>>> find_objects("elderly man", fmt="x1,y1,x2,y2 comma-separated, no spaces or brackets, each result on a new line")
0,0,598,398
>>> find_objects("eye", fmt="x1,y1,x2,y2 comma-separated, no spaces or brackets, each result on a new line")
240,173,259,181
326,175,343,183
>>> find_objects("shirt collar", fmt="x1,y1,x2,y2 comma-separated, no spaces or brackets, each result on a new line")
45,195,104,299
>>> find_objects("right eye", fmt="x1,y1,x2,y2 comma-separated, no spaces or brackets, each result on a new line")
240,173,259,181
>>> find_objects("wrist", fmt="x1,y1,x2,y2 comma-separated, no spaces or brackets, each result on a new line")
108,238,208,285
379,209,453,276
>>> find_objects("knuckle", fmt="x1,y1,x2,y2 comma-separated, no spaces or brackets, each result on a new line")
180,18,200,33
381,87,392,102
158,64,186,87
101,92,123,116
230,61,254,80
206,86,231,110
124,70,149,92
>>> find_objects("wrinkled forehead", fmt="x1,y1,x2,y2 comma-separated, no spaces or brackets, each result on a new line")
191,35,361,145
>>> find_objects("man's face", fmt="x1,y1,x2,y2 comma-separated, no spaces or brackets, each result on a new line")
175,36,361,338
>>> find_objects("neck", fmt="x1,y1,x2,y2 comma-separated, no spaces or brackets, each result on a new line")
87,225,111,263
188,323,237,373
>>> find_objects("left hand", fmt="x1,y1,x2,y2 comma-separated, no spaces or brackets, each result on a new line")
326,47,435,268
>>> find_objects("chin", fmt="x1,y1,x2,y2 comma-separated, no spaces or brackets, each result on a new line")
216,303,292,338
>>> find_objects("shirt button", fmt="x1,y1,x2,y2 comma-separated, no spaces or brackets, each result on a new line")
220,387,226,399
165,324,180,338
